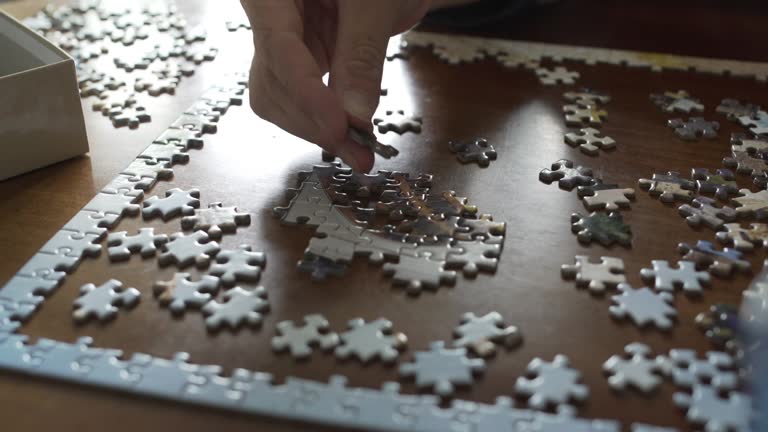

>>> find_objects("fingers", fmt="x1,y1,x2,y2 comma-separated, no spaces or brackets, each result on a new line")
241,1,372,171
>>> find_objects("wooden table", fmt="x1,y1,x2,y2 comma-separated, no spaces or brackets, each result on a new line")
1,1,767,431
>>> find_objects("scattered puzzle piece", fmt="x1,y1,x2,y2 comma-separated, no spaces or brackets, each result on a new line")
668,349,737,391
638,172,696,203
400,341,485,397
650,90,704,113
153,272,220,315
539,159,595,191
180,202,251,238
667,117,719,140
106,228,168,261
678,196,736,230
535,66,579,85
271,314,339,359
739,110,768,135
717,98,762,121
515,354,589,411
563,88,610,105
452,312,521,357
678,240,751,277
673,385,753,432
564,127,616,155
609,284,677,331
716,223,768,251
209,245,266,286
202,286,269,331
444,239,501,276
448,138,497,167
639,260,710,295
563,104,608,126
373,110,423,134
335,317,406,364
109,106,151,129
691,168,739,201
732,188,768,219
142,188,200,220
158,231,220,268
73,279,140,323
571,212,632,247
577,183,635,211
383,254,457,295
731,132,768,155
603,342,671,393
561,256,626,295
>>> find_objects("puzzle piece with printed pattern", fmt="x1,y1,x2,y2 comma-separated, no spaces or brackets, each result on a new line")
563,88,610,105
561,255,626,295
297,252,348,280
563,103,608,127
539,159,595,190
716,222,768,251
739,110,768,135
691,168,739,200
731,132,768,155
571,212,632,247
678,196,736,230
448,138,497,167
650,90,704,113
455,215,506,244
638,171,696,203
732,188,768,218
723,150,768,176
717,98,762,121
678,240,750,277
565,127,616,155
667,117,719,140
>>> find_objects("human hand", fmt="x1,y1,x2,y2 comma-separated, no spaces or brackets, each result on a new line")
241,0,431,172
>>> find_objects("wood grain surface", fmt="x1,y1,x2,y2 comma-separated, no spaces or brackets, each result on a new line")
1,1,767,431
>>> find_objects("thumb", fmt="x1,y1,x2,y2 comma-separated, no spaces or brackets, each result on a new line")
329,1,394,124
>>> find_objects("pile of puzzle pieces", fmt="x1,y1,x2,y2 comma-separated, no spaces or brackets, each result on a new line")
273,163,506,295
24,2,226,129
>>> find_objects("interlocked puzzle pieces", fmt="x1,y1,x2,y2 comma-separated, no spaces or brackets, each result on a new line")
153,272,220,315
638,171,696,203
678,196,736,230
334,318,406,364
571,212,632,247
447,138,497,167
564,128,616,155
667,117,719,140
515,355,589,411
577,183,635,211
723,151,768,177
563,88,610,106
731,132,768,155
639,260,710,295
271,314,340,359
603,342,671,393
539,159,595,190
73,279,140,323
452,312,522,357
561,256,626,295
201,286,269,331
609,284,677,331
400,341,485,397
678,240,750,277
